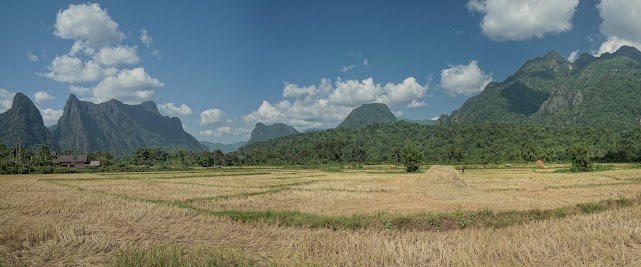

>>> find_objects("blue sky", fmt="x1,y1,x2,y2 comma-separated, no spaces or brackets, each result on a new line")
1,0,640,143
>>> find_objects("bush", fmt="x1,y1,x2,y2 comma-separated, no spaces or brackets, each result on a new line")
401,144,422,172
568,146,592,172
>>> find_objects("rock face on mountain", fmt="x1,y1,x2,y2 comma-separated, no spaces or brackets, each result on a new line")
439,46,641,130
0,93,57,150
52,95,205,156
338,103,396,129
245,122,298,145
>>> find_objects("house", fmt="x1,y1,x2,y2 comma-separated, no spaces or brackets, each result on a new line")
51,154,89,168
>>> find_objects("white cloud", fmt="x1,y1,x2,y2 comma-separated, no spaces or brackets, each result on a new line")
43,2,163,106
408,100,427,108
431,116,439,121
27,51,39,62
44,55,105,83
441,61,494,97
467,0,579,41
34,91,54,104
597,0,641,55
393,111,403,117
39,108,63,126
54,3,123,48
341,65,355,72
0,89,15,112
158,102,193,117
140,29,153,48
362,58,369,66
199,130,215,138
597,37,641,55
379,77,428,107
567,50,580,62
595,0,641,55
92,67,164,104
244,77,428,129
68,85,92,97
200,109,226,126
200,127,251,138
94,46,139,67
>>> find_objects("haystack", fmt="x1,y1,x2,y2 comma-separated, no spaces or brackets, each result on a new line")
535,160,545,168
416,165,467,188
398,165,473,200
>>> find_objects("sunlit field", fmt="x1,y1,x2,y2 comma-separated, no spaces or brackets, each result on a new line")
1,164,641,266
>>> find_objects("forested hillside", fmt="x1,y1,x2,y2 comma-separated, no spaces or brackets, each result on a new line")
440,46,641,130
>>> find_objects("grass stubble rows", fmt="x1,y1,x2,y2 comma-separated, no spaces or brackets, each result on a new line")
0,166,640,266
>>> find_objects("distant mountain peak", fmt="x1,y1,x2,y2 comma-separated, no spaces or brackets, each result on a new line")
338,103,396,129
11,93,35,113
0,93,56,150
542,50,566,62
245,122,298,145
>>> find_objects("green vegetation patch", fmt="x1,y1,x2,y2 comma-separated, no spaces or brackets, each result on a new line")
112,245,255,267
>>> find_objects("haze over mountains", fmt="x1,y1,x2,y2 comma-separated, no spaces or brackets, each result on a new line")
3,46,641,156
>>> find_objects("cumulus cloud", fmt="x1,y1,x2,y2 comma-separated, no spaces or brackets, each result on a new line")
140,29,152,47
200,109,226,126
0,89,15,112
44,55,105,83
158,102,193,117
34,91,54,104
441,61,493,97
39,108,63,126
244,77,428,129
567,50,580,62
596,0,641,54
43,3,164,105
92,67,164,104
54,3,123,48
26,51,39,62
467,0,579,41
94,46,139,67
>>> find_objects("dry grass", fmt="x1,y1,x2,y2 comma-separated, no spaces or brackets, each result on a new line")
1,166,640,266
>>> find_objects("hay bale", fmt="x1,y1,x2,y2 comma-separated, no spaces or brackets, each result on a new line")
417,165,467,188
535,160,545,168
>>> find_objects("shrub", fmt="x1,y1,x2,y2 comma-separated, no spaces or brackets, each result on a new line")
401,144,422,173
568,146,592,172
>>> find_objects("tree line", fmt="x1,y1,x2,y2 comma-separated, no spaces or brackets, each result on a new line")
2,121,640,174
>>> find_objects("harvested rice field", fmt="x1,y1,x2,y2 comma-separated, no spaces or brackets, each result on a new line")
1,165,641,266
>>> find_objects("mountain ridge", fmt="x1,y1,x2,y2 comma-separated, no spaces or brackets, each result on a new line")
439,46,641,129
52,94,205,156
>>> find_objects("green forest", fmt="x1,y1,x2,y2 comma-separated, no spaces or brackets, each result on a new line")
235,121,641,165
2,121,641,174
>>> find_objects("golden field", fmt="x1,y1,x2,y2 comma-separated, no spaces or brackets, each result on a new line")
1,164,640,266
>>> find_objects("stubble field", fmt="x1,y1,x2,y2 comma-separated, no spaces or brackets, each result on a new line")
1,164,641,266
